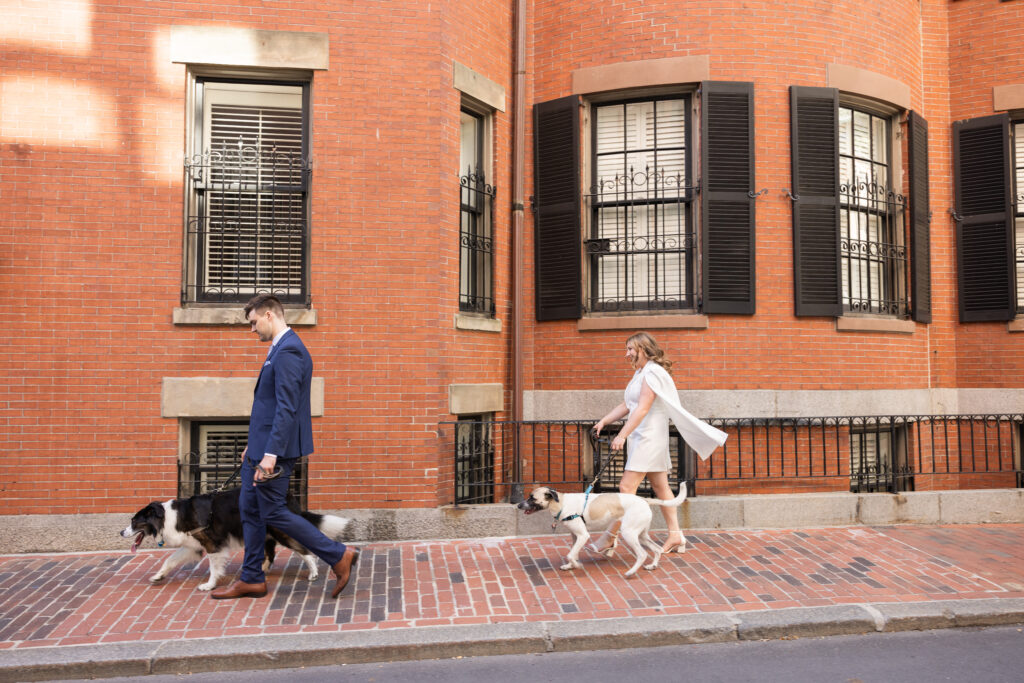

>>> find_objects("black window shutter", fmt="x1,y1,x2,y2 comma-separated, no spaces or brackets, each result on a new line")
907,111,932,324
790,86,841,317
701,81,756,315
533,96,581,321
953,114,1014,322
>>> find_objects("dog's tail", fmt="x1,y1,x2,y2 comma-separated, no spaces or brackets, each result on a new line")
303,512,351,540
649,481,687,508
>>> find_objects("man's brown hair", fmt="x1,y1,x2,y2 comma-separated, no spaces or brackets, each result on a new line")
244,293,285,319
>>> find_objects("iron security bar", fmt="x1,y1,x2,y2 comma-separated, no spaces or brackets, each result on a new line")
459,169,497,315
840,181,908,317
585,168,697,312
184,141,311,305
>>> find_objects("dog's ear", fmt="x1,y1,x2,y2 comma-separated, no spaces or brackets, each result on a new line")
546,489,559,502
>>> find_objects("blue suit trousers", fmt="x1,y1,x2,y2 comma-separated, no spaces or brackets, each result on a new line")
238,457,347,584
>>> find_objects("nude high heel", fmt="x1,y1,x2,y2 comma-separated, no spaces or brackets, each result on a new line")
661,531,686,554
587,531,619,557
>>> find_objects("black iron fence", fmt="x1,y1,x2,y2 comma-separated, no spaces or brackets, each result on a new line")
441,414,1024,505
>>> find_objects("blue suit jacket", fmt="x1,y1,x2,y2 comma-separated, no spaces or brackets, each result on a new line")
248,329,314,461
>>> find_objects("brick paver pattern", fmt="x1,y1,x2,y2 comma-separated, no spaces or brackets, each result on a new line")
2,524,1023,649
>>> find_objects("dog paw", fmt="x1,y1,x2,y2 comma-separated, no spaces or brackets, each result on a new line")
643,562,659,571
197,581,216,591
148,574,166,584
307,569,319,581
559,562,578,571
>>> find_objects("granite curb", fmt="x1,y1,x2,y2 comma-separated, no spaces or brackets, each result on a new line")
4,598,1024,682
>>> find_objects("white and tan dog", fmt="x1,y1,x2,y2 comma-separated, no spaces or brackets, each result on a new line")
517,484,687,577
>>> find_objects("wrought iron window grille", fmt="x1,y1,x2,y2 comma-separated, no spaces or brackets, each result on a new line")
179,421,308,508
584,167,697,313
184,139,311,305
1016,191,1024,314
839,180,908,317
455,416,495,505
459,168,497,316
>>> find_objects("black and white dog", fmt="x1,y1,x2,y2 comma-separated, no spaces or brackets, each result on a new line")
120,487,350,591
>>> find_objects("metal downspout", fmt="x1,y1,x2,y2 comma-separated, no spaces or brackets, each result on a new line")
511,0,526,424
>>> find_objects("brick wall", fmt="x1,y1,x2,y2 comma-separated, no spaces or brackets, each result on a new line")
1,0,1020,515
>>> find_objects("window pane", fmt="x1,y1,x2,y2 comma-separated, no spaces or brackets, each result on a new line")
838,105,905,317
186,82,308,304
590,96,690,312
460,110,480,176
458,107,494,315
838,107,852,156
853,110,872,159
596,104,625,154
872,115,887,164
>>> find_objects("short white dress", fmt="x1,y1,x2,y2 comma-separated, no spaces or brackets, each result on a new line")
623,364,673,472
623,361,729,472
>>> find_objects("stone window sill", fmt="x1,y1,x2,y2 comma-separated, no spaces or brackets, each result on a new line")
455,314,502,333
578,314,709,332
173,307,317,326
836,316,915,334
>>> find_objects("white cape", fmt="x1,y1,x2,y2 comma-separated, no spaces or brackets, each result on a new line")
642,362,728,461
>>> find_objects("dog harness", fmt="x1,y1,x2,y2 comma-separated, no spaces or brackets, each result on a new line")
552,487,592,529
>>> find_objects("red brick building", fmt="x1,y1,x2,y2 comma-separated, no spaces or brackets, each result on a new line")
1,0,1022,522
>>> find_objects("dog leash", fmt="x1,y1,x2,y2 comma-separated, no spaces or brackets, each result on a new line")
586,426,622,492
551,428,622,530
212,460,282,495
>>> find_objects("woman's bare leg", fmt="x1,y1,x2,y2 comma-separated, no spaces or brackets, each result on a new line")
648,471,685,552
588,470,646,554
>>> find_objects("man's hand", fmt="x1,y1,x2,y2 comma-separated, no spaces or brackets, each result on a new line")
254,454,278,484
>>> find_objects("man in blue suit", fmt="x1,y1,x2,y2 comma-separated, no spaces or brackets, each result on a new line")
211,294,358,600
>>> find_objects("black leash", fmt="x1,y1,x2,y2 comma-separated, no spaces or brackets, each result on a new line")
586,426,622,491
214,462,243,493
211,453,284,494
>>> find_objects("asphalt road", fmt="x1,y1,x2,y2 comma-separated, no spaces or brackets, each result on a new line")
51,623,1024,683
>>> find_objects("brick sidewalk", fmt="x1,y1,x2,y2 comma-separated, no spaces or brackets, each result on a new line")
2,524,1023,650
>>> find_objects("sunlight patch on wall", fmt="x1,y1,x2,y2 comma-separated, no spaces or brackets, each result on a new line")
0,0,93,55
137,94,185,185
1,75,121,151
151,27,185,92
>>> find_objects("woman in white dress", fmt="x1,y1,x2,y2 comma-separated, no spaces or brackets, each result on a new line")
591,332,727,554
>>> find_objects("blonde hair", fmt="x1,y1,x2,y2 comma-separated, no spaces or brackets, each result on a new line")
626,331,673,375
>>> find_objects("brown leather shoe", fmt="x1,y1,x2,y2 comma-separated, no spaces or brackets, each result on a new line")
330,547,360,598
210,580,268,600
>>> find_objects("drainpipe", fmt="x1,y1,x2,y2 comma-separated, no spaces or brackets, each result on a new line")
511,0,526,424
509,0,527,501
